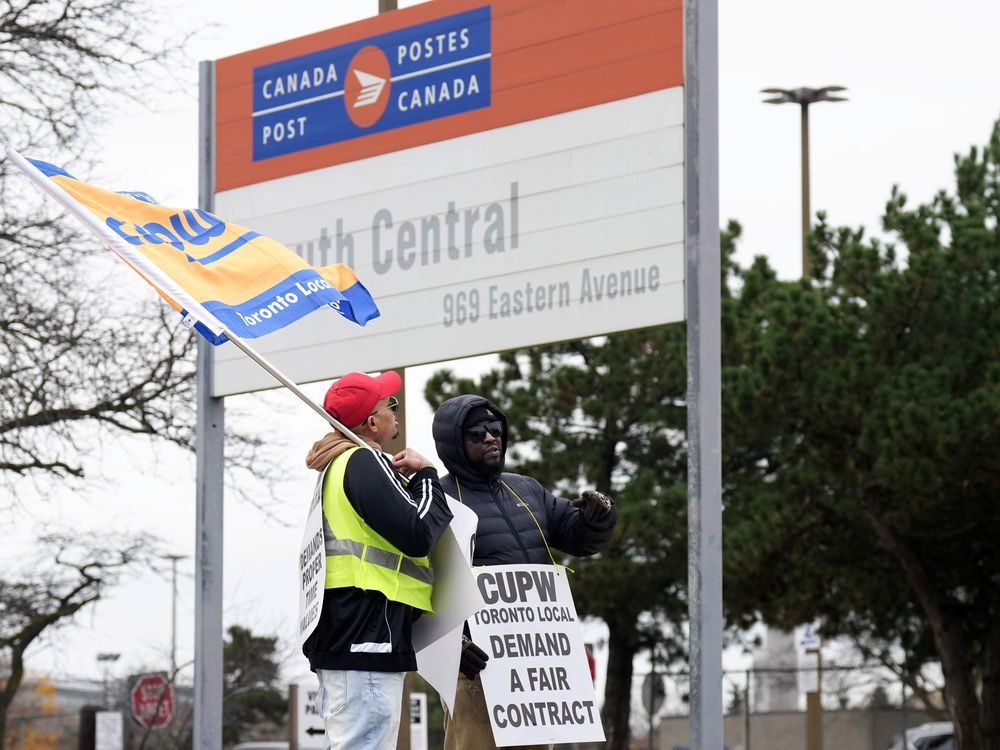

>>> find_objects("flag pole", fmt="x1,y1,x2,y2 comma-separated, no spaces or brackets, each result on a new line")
220,332,364,439
5,145,369,450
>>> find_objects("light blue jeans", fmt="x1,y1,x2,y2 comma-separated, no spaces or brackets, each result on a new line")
315,669,405,750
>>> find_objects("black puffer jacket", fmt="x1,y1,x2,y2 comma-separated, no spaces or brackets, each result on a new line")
432,395,616,565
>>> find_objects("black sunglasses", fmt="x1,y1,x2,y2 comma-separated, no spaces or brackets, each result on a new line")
369,395,399,417
465,420,503,444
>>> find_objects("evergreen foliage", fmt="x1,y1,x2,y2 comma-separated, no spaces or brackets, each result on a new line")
426,122,999,748
222,626,287,746
723,123,1000,749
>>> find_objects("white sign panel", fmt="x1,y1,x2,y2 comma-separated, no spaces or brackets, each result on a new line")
297,470,327,647
467,564,604,747
797,650,820,695
413,498,484,713
95,711,123,750
214,90,683,395
409,692,428,750
297,679,325,748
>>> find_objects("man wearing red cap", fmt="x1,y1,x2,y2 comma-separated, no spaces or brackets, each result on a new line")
303,370,453,750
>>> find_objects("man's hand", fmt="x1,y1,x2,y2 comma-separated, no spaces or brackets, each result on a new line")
572,489,614,523
460,635,489,679
391,448,434,477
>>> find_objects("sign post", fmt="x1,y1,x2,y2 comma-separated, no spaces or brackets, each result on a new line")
683,0,723,747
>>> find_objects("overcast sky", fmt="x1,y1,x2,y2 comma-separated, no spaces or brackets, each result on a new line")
11,0,1000,702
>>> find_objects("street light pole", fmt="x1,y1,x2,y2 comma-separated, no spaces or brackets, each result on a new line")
800,101,810,271
96,652,121,707
761,86,847,277
165,554,187,680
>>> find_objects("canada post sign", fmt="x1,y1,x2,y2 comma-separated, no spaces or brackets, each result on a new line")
212,0,685,396
252,6,491,160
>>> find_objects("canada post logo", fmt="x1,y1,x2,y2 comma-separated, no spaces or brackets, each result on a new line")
252,6,491,161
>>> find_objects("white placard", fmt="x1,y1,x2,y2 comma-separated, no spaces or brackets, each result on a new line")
95,711,123,750
297,469,327,647
410,692,428,750
296,680,325,748
413,498,483,713
797,650,820,695
467,564,604,747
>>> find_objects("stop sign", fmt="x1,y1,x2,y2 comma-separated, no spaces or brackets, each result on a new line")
129,674,173,729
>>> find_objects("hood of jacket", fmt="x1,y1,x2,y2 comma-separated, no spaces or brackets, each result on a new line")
432,394,509,486
305,430,381,471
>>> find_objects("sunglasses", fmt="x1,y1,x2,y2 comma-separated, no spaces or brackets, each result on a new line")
465,420,503,444
369,395,399,417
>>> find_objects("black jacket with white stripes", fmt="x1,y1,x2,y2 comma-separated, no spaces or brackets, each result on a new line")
303,448,452,673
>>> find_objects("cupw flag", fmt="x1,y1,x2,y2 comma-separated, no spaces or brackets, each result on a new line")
7,148,379,345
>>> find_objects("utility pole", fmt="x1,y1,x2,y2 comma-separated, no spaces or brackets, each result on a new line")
805,648,823,750
761,86,847,277
165,554,187,680
96,652,121,707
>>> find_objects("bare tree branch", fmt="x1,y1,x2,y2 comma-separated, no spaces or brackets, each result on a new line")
0,532,156,749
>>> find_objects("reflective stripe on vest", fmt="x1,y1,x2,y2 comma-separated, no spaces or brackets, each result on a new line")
321,447,434,611
323,532,435,585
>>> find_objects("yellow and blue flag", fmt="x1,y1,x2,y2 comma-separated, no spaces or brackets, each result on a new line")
26,158,379,344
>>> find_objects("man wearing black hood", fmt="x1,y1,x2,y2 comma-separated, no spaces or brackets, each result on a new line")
432,394,617,750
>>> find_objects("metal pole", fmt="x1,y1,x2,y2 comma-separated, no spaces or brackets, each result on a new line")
684,0,723,748
648,649,656,750
221,333,368,447
166,554,185,679
289,683,300,750
172,557,178,678
800,102,811,276
901,667,908,746
745,670,751,750
805,649,823,750
194,59,225,750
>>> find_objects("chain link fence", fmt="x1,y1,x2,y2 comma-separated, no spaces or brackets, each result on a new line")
638,664,950,750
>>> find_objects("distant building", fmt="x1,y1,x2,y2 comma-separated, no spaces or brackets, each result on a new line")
753,628,799,712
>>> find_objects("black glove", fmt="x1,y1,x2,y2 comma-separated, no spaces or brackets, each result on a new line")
572,489,614,523
460,635,489,679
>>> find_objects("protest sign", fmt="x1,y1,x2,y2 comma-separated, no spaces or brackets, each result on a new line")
297,469,327,646
468,564,605,746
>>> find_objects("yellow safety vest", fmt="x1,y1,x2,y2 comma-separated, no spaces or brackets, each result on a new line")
322,447,434,612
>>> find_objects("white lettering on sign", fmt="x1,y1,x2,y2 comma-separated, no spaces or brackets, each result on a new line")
467,564,605,746
261,116,308,145
261,64,339,99
397,73,481,112
396,28,471,65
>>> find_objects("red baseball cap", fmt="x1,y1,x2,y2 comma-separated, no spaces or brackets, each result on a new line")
323,371,402,428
